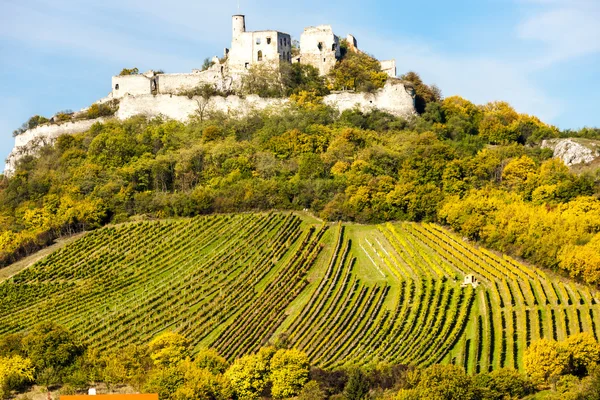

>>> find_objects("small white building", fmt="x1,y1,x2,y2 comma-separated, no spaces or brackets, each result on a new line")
461,274,480,288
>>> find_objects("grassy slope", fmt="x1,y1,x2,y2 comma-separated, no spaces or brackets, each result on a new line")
0,212,597,372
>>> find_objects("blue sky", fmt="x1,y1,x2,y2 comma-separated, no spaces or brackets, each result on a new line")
1,0,599,171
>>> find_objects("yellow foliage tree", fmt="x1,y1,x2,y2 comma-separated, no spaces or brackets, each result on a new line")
501,155,538,192
524,338,568,383
148,332,191,367
564,332,600,375
0,355,35,399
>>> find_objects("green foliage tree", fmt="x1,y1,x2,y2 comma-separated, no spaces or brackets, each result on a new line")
563,332,600,377
13,115,50,137
297,380,326,400
524,338,569,383
119,67,140,76
193,349,229,375
474,368,534,400
225,349,272,400
22,322,83,386
329,51,388,93
343,368,370,400
396,364,477,400
173,360,233,400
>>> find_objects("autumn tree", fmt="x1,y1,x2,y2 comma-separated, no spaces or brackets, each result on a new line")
269,349,310,399
148,332,191,368
225,347,274,400
0,355,34,399
524,338,570,383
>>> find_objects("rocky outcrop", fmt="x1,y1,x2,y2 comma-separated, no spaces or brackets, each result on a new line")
541,138,600,166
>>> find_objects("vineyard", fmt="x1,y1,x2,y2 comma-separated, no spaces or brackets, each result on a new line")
0,212,598,372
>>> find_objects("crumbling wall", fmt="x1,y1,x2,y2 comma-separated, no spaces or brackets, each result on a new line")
116,93,287,122
380,60,397,78
325,80,415,117
111,75,152,98
299,25,340,75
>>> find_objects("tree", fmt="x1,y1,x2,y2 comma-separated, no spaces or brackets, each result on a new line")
0,355,34,399
501,155,537,192
119,67,140,76
270,349,310,399
343,368,370,400
329,51,388,93
282,63,328,96
478,101,520,144
148,332,191,368
396,365,477,400
22,322,83,385
194,349,229,375
524,338,568,383
563,332,600,376
173,360,233,400
201,58,214,72
225,350,272,400
297,380,326,400
474,368,534,400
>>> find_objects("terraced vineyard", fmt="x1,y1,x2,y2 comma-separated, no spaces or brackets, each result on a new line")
0,212,597,372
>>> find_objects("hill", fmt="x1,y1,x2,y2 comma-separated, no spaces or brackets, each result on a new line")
2,212,597,373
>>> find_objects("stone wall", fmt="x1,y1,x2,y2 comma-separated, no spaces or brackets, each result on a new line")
116,93,287,122
325,80,415,117
299,25,340,75
380,60,397,78
112,75,152,98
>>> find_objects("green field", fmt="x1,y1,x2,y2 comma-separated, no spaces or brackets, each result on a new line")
0,212,597,372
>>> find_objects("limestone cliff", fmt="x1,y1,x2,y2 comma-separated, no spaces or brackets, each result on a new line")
541,138,600,166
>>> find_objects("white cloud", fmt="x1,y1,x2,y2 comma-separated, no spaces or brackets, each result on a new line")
517,0,600,67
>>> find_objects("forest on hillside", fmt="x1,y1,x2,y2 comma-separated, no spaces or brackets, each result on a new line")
2,68,600,284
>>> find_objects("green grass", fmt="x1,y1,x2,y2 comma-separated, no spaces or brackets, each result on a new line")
0,213,598,371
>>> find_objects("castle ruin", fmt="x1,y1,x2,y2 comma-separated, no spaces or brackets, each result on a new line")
111,15,397,99
5,15,414,174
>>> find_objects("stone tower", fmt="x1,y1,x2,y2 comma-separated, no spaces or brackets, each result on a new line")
232,15,246,38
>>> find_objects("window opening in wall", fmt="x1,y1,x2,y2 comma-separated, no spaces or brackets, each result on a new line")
245,62,249,69
323,58,326,62
267,37,271,44
221,66,224,74
280,38,283,46
318,42,323,51
257,50,263,61
332,43,336,51
256,37,261,45
115,84,119,90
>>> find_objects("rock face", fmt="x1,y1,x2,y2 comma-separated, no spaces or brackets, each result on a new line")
541,138,600,166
